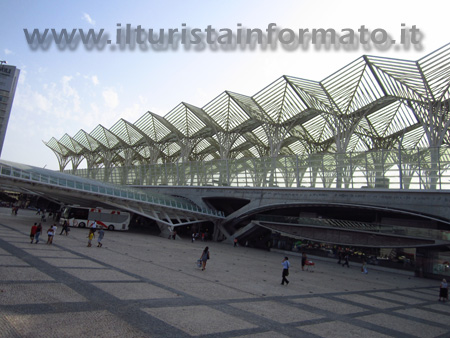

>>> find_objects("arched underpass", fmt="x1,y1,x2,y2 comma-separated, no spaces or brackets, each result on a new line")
254,221,437,248
222,203,450,244
219,202,450,279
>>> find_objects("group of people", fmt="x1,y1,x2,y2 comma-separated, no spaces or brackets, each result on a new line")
280,254,449,303
195,249,303,285
29,223,42,243
168,230,177,240
281,254,311,285
337,249,370,273
191,232,208,242
28,221,450,302
337,250,351,268
199,250,298,286
87,227,105,247
29,222,58,244
29,219,105,247
11,206,19,215
35,209,61,222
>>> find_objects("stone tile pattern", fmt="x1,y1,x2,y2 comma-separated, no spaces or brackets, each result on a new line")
0,209,449,337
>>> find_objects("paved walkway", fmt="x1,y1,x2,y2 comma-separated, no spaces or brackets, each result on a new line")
0,208,449,338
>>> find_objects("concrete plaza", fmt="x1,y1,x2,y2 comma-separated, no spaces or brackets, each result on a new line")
0,208,449,338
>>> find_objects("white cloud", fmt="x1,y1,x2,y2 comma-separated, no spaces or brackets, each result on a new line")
102,88,119,109
4,48,13,55
148,105,166,116
91,75,99,85
61,76,81,112
33,91,52,112
3,68,145,169
82,74,99,85
61,75,72,84
122,100,147,123
90,102,100,114
81,13,96,25
124,95,149,121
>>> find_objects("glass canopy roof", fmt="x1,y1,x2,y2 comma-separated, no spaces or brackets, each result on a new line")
46,43,450,172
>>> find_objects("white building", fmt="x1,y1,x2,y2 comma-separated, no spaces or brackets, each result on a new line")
0,64,20,157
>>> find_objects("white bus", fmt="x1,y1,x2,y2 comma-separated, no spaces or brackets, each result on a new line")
60,206,131,231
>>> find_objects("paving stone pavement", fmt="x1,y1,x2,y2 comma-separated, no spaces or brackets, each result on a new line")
1,208,449,338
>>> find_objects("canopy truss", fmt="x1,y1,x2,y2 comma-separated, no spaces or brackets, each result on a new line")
46,44,450,180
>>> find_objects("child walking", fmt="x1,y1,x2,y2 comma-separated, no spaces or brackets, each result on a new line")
87,229,95,247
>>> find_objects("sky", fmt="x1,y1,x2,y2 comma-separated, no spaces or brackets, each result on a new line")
1,0,449,170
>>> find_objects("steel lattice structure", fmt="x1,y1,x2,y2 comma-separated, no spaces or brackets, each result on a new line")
46,44,450,188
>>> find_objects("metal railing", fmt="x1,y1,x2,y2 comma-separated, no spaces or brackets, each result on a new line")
66,147,450,191
0,162,224,217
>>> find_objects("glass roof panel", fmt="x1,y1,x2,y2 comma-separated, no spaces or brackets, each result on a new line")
253,76,307,123
165,103,206,137
110,119,144,146
90,125,120,149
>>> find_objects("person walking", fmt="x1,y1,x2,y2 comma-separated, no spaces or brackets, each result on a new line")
281,256,290,285
361,260,368,274
34,223,42,244
30,223,38,243
439,279,448,302
200,246,210,271
97,228,105,247
87,229,95,247
91,220,97,233
47,225,55,245
59,220,69,235
342,253,350,268
301,252,307,271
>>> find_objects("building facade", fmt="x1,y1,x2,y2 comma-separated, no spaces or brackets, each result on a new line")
0,64,20,157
